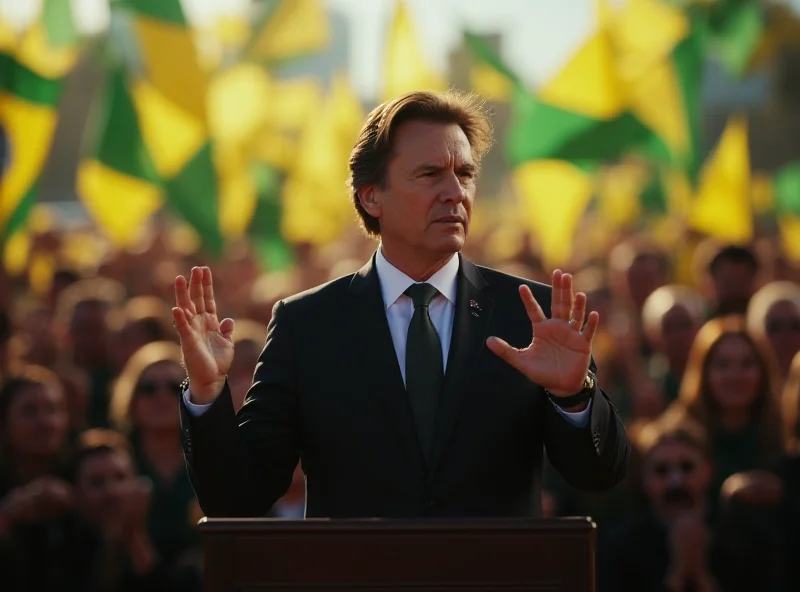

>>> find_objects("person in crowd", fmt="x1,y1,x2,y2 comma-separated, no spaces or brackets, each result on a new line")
0,310,10,381
642,285,707,406
108,341,200,567
0,365,75,589
55,278,126,428
608,237,671,319
664,315,785,503
776,352,800,590
746,281,800,385
109,296,177,373
601,415,782,592
70,428,180,592
696,243,759,318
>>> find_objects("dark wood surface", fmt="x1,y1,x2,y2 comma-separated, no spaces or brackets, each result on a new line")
199,517,596,592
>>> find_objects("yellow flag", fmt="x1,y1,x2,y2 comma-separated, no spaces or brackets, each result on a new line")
133,80,206,179
596,161,650,228
538,0,625,119
216,147,258,240
608,0,691,159
513,161,594,267
382,0,446,102
249,0,330,61
77,161,163,248
609,0,688,78
0,95,58,229
750,171,774,214
15,23,78,79
282,76,364,244
132,13,208,123
207,64,273,150
690,116,752,243
779,216,800,262
470,63,511,102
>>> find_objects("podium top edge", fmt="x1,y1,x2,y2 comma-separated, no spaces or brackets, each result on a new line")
197,516,597,532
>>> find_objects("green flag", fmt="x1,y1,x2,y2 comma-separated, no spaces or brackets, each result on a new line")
774,162,800,217
248,163,293,270
163,143,225,256
77,67,163,248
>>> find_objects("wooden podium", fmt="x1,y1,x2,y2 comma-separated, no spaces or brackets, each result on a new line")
199,517,597,591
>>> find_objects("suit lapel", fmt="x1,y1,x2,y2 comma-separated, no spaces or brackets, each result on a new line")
428,254,494,477
347,255,426,472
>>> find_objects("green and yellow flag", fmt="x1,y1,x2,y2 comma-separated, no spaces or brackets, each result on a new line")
0,4,77,245
120,0,208,123
246,0,331,64
77,68,162,248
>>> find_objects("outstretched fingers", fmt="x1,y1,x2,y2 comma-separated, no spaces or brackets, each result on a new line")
171,307,195,342
520,285,546,325
560,272,575,322
571,292,587,331
202,267,217,315
220,317,235,342
174,275,195,317
582,310,600,344
486,336,524,371
189,267,206,314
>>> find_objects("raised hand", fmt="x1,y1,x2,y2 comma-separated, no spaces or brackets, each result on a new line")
486,270,599,397
172,266,235,403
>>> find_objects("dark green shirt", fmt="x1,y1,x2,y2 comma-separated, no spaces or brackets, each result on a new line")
135,453,200,566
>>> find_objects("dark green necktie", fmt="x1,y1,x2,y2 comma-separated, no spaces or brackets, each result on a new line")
404,282,444,464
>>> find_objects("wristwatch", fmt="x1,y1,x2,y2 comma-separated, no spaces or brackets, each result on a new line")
546,371,596,409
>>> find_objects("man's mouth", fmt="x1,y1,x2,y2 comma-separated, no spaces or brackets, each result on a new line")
434,216,464,224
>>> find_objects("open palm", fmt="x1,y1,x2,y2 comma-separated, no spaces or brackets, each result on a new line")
487,270,598,396
172,266,235,402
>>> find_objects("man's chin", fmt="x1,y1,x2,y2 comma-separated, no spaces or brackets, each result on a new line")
430,229,466,252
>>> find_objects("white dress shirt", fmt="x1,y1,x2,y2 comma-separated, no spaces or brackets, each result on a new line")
184,248,591,426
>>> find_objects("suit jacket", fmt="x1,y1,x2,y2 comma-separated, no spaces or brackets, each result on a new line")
180,254,630,518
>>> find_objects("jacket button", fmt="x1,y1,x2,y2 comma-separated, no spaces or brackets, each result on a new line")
427,499,437,508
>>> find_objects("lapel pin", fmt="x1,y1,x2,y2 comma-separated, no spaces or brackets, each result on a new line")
470,300,481,318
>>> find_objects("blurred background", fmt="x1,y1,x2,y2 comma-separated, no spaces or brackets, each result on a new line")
1,0,800,591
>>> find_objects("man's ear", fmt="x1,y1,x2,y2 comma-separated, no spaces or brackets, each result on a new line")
358,185,382,220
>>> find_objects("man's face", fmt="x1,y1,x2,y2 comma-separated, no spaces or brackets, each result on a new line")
627,255,667,310
711,261,756,314
642,439,712,522
361,121,476,259
69,301,110,367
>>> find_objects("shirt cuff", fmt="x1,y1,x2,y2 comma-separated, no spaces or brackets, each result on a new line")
183,388,213,417
551,398,592,427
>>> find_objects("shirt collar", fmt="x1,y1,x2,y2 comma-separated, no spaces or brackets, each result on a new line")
375,246,460,309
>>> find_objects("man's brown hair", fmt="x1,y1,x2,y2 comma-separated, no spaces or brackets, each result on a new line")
347,90,493,236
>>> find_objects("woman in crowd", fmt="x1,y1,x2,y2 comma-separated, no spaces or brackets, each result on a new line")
642,284,707,406
0,365,75,589
108,341,200,568
746,281,800,387
776,352,800,590
665,315,785,505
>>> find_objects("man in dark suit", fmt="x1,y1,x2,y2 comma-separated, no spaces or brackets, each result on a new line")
173,91,629,518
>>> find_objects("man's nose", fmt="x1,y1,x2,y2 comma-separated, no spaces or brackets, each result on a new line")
439,171,466,203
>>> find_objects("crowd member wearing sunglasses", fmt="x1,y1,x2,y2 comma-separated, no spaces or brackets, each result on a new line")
109,342,200,571
600,417,783,592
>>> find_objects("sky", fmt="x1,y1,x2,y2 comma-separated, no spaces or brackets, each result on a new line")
3,0,800,100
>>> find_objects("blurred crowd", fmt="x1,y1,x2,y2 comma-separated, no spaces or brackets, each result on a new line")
0,213,799,592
